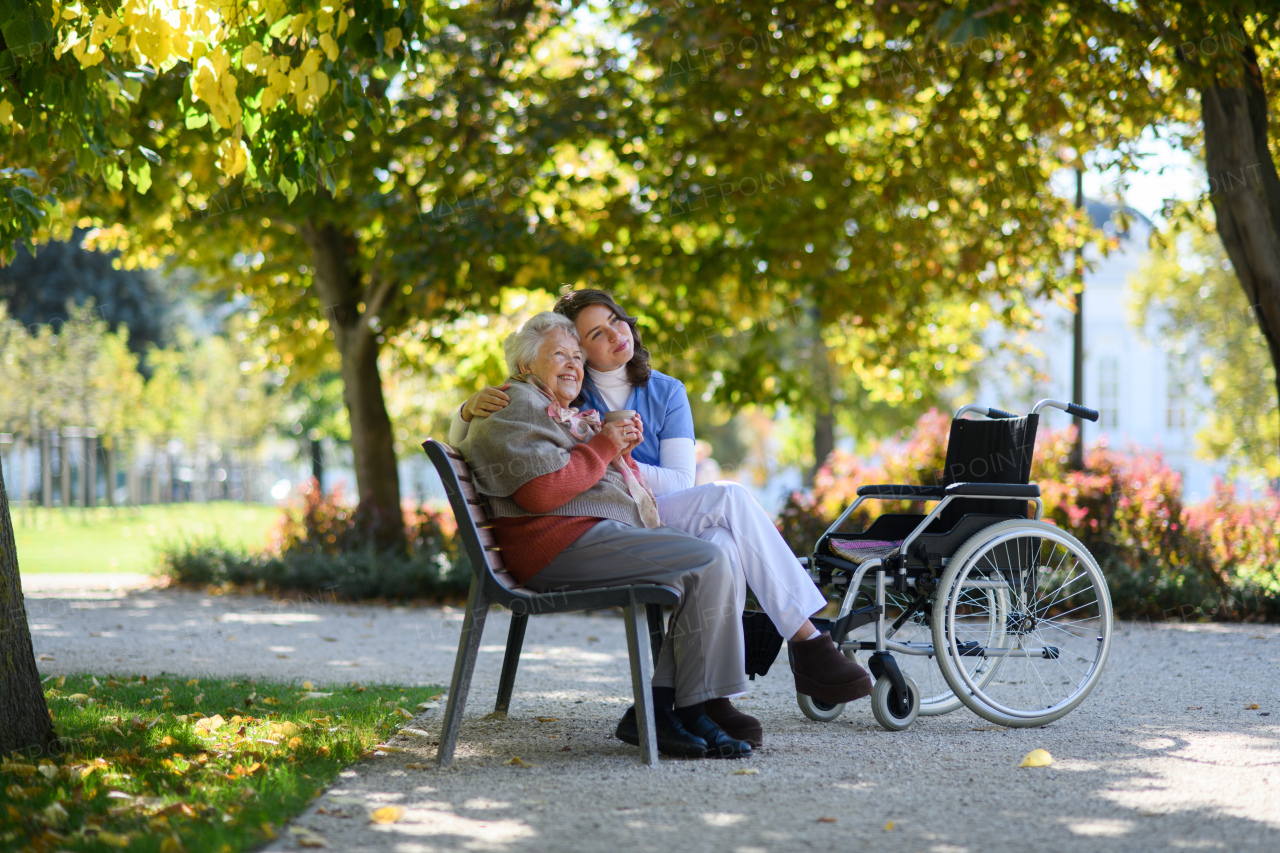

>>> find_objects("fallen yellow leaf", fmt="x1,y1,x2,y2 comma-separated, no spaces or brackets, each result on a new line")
504,756,537,767
406,762,429,769
1246,704,1260,710
370,806,405,824
67,693,90,704
159,834,185,853
536,717,558,723
194,714,226,733
302,681,315,690
1020,748,1054,768
159,736,178,748
885,821,896,831
287,736,304,750
732,768,759,775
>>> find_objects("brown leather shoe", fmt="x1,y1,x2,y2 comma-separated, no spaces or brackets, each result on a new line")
704,698,763,748
789,632,874,704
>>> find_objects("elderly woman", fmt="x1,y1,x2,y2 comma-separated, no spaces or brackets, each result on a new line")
452,292,873,748
458,312,752,759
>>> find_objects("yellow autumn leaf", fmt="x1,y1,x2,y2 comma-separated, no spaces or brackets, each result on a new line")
1019,748,1054,768
319,33,338,63
384,26,402,55
885,821,896,831
370,806,404,825
0,100,11,126
217,138,249,177
194,714,226,733
302,681,314,691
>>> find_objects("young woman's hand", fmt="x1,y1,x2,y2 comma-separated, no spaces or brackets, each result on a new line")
601,418,641,455
461,384,511,422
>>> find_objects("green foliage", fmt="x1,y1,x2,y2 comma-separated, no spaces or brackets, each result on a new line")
0,674,442,853
162,483,470,601
0,231,177,358
778,410,1280,620
1131,221,1280,480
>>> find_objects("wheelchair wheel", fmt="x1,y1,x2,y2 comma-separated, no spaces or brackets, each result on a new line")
797,693,846,722
932,520,1113,728
871,674,920,731
842,581,1006,716
794,647,861,722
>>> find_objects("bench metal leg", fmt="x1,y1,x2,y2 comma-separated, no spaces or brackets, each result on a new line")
646,603,665,663
436,575,490,767
624,591,659,766
494,610,528,716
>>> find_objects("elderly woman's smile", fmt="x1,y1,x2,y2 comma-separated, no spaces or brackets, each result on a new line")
524,328,584,407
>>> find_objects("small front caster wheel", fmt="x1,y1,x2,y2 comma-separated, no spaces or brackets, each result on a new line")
797,692,845,722
871,674,920,731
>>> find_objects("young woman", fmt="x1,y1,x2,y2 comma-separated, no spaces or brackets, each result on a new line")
449,291,871,746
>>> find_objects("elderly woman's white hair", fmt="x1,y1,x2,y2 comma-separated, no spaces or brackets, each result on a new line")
503,311,579,376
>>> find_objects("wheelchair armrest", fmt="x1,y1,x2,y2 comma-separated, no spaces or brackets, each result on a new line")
944,482,1041,498
855,484,947,499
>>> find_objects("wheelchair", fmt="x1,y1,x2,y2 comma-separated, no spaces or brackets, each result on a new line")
797,399,1114,730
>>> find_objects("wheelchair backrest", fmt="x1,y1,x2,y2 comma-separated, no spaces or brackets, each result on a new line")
939,414,1040,530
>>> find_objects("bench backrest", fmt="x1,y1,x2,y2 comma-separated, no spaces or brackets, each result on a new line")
422,439,523,600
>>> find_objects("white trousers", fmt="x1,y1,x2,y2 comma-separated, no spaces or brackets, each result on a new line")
655,481,826,640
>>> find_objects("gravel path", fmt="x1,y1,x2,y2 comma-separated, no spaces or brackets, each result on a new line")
23,580,1280,853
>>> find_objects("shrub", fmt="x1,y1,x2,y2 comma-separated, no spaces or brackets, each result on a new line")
162,481,471,602
778,410,1280,621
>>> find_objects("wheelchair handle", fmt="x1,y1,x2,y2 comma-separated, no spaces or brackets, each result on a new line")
1032,399,1100,422
954,404,1017,420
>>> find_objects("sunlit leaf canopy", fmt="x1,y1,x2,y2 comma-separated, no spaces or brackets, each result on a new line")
14,0,1280,468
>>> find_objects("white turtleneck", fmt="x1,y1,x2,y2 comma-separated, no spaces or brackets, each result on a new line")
586,364,632,412
448,366,697,497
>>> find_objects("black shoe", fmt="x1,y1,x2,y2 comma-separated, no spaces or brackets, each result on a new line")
615,705,707,758
678,713,752,759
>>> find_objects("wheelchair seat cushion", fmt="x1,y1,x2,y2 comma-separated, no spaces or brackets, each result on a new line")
827,539,902,564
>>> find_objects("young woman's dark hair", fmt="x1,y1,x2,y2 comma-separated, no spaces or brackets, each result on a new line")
553,288,652,387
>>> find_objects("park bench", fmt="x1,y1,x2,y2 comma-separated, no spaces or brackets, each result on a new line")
422,439,679,767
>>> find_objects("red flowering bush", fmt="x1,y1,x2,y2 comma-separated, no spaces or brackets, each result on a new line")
778,411,1280,620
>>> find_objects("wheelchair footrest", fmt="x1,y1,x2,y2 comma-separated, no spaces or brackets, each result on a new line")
830,606,881,643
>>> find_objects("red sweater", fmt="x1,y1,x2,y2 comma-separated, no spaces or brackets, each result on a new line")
492,432,636,584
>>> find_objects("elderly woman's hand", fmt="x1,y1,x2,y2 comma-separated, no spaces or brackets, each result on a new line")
601,417,641,455
461,384,511,422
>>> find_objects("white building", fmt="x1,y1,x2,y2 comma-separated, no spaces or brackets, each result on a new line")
979,199,1223,500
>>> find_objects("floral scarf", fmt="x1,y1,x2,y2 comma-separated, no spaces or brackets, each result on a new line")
518,373,662,529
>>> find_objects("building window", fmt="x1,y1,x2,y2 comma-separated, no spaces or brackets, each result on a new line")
1166,352,1191,430
1098,355,1119,428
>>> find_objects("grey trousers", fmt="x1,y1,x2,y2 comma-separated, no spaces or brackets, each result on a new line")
525,520,749,706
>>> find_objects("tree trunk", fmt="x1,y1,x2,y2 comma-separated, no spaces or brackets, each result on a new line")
301,221,403,546
808,315,835,487
0,456,58,759
1200,48,1280,460
311,436,325,493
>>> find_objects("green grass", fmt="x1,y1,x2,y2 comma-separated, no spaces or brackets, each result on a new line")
12,504,281,573
1,674,443,853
